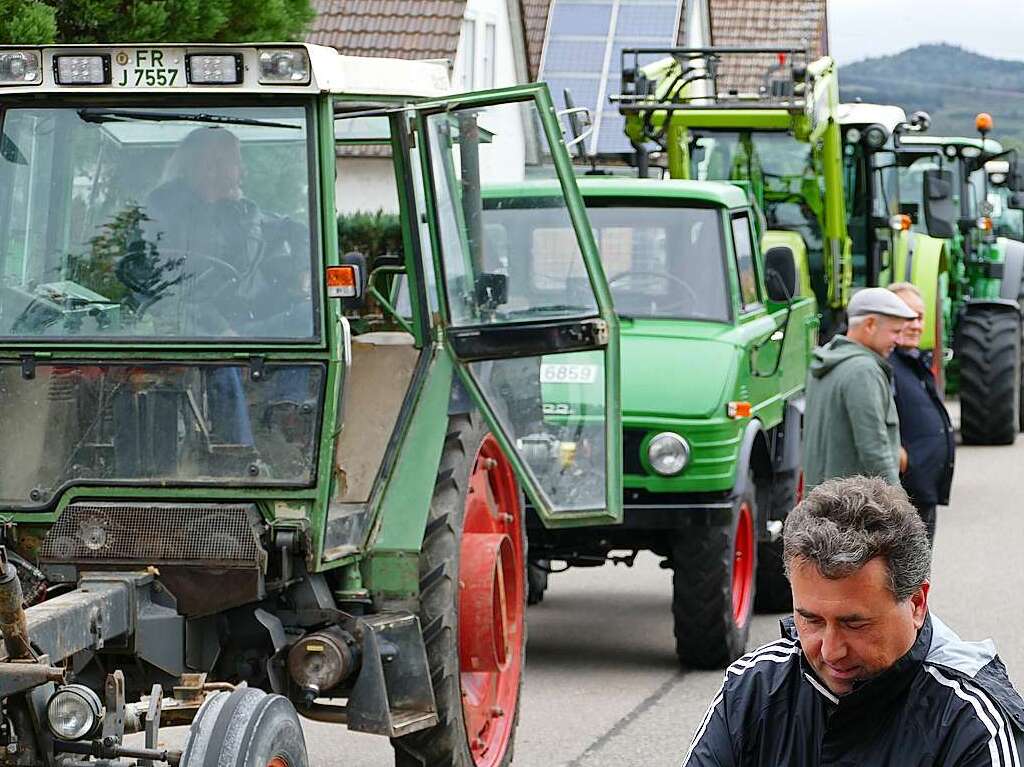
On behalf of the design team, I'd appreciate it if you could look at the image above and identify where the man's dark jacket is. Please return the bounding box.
[892,348,955,506]
[683,613,1024,766]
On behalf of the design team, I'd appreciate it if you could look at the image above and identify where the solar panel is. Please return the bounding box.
[539,0,681,156]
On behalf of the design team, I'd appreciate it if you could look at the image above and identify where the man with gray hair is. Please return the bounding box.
[803,287,918,491]
[683,476,1024,766]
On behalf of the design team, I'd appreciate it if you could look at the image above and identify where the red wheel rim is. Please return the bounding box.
[731,502,755,625]
[267,757,289,767]
[458,434,524,767]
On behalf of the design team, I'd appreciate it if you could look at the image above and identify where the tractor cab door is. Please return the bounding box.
[414,85,622,526]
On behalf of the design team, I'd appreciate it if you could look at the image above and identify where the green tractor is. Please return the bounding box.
[496,177,815,669]
[896,119,1024,444]
[0,43,624,767]
[838,102,950,383]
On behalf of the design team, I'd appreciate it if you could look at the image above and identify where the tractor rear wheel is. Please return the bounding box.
[181,687,307,767]
[754,469,799,613]
[958,307,1020,445]
[392,413,525,767]
[671,479,757,669]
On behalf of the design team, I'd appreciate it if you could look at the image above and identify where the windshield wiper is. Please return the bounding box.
[77,109,300,130]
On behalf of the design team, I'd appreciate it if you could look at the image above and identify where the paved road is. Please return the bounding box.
[163,404,1024,765]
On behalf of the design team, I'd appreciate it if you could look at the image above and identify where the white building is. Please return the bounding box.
[308,0,535,214]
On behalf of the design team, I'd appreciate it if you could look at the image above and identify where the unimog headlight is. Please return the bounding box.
[47,685,102,740]
[647,432,690,476]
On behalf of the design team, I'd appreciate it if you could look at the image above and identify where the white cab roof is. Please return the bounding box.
[837,102,907,133]
[0,43,451,98]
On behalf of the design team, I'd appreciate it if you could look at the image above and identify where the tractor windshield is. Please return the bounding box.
[482,201,729,322]
[0,104,316,341]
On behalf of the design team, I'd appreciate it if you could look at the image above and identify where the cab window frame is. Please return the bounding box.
[730,211,762,313]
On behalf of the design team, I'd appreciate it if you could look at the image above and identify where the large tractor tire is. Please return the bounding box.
[671,479,757,669]
[392,413,525,767]
[754,470,800,614]
[181,687,308,767]
[958,306,1021,445]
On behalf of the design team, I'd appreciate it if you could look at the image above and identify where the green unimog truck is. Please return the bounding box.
[494,177,814,668]
[0,43,625,767]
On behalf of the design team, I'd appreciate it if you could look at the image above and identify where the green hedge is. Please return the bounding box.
[338,211,402,258]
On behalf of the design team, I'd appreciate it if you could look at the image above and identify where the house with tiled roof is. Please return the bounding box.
[309,0,534,212]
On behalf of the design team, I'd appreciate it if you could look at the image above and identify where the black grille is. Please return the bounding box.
[623,429,646,475]
[39,502,263,565]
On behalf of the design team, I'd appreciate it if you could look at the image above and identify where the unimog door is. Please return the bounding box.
[413,86,622,527]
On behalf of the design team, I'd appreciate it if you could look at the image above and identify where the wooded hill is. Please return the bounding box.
[839,43,1024,153]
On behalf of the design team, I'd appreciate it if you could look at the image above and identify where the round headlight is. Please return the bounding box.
[47,685,102,741]
[647,432,690,476]
[945,145,958,158]
[844,127,861,145]
[864,125,887,150]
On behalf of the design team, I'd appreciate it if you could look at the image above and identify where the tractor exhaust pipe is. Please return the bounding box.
[0,546,33,660]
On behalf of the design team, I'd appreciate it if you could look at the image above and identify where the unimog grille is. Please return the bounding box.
[40,502,264,564]
[39,502,268,616]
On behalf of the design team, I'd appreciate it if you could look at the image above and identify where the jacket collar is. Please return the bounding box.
[780,613,933,708]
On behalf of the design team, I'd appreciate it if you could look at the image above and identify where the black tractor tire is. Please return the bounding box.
[754,470,798,614]
[527,560,549,605]
[671,480,757,669]
[958,307,1021,445]
[181,687,307,767]
[392,413,524,767]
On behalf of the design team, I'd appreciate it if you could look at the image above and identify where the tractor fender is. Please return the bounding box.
[733,419,772,500]
[896,232,949,353]
[998,238,1024,302]
[963,297,1020,316]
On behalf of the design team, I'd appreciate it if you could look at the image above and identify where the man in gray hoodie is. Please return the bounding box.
[803,288,919,491]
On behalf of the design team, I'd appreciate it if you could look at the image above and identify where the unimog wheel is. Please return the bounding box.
[181,687,307,767]
[393,413,525,767]
[754,469,800,613]
[958,306,1021,445]
[671,482,757,669]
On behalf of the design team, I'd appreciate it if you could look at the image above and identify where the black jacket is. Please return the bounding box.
[683,613,1024,766]
[892,348,955,506]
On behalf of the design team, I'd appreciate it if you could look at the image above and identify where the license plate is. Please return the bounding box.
[113,48,186,88]
[539,363,599,385]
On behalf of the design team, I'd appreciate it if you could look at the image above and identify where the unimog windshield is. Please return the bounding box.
[482,199,730,322]
[0,103,316,340]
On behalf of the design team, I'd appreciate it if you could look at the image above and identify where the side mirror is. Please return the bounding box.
[764,245,798,302]
[1009,192,1024,211]
[923,169,957,239]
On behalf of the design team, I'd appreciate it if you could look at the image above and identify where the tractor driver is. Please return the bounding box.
[683,476,1024,767]
[140,126,262,335]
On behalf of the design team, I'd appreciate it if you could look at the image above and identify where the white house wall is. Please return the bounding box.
[337,0,528,216]
[336,156,399,215]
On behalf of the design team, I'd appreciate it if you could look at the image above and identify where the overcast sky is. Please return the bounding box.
[828,0,1024,65]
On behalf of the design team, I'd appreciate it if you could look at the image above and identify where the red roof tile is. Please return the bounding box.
[308,0,468,62]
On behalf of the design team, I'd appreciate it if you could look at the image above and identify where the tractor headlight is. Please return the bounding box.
[844,128,861,145]
[863,124,887,150]
[47,685,102,741]
[647,432,690,476]
[0,51,41,85]
[258,48,310,84]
